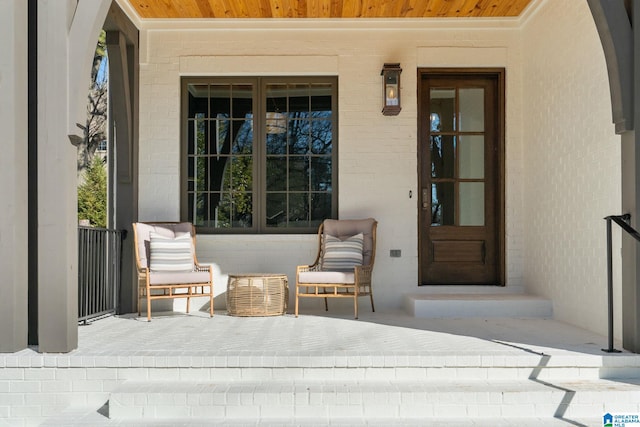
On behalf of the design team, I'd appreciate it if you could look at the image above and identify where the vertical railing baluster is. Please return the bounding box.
[603,213,637,353]
[603,218,618,353]
[78,226,124,323]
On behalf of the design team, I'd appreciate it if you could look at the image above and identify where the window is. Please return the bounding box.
[181,77,338,233]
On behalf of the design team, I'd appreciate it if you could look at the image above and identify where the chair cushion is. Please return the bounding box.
[149,232,194,272]
[321,233,363,271]
[323,218,376,265]
[149,270,211,285]
[298,270,355,284]
[134,222,194,269]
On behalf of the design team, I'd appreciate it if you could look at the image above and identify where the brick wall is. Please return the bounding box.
[137,3,621,321]
[521,0,622,336]
[138,20,528,311]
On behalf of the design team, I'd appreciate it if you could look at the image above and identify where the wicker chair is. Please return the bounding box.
[295,218,377,319]
[133,222,214,321]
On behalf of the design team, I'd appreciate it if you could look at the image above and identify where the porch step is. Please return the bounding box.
[43,409,602,426]
[108,378,640,421]
[404,292,553,318]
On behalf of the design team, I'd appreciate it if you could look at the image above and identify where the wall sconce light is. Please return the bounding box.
[381,63,402,116]
[266,97,287,134]
[265,111,287,134]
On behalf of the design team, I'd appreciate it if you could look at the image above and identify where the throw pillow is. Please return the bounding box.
[322,233,364,271]
[149,232,193,272]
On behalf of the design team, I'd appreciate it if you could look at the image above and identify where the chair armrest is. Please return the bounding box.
[297,265,310,274]
[194,263,212,273]
[297,264,321,274]
[354,264,373,283]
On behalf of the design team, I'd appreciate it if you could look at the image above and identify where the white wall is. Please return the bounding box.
[137,19,527,312]
[138,2,622,322]
[521,0,622,337]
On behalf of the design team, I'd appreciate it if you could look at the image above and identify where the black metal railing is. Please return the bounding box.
[603,214,640,353]
[78,226,125,324]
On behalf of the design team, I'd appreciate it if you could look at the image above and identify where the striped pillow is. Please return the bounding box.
[149,232,194,272]
[322,233,364,271]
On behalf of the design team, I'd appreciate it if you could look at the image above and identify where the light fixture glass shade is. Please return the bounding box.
[381,63,402,116]
[265,112,287,134]
[386,84,399,105]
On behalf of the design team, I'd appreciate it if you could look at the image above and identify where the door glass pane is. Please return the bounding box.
[459,135,484,179]
[430,135,455,178]
[431,183,455,226]
[430,89,455,132]
[459,182,484,226]
[459,88,484,131]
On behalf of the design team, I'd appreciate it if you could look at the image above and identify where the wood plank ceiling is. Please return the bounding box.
[127,0,533,19]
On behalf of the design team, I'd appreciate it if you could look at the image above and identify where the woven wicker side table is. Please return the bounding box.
[226,274,289,316]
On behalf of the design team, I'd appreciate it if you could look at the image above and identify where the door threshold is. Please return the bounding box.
[414,284,523,295]
[419,283,504,286]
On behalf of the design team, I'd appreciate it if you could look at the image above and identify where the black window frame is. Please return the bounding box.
[180,76,339,234]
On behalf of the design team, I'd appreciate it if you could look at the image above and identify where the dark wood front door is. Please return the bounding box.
[418,69,504,285]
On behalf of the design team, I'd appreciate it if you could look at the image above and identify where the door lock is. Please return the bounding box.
[422,188,430,210]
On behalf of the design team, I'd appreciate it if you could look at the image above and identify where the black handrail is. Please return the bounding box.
[603,214,638,353]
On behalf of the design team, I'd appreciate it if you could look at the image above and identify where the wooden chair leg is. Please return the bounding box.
[209,286,214,317]
[324,296,328,311]
[295,286,299,317]
[370,291,375,312]
[354,295,358,319]
[138,279,143,318]
[146,279,152,321]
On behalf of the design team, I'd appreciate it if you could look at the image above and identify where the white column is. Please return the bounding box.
[36,0,111,352]
[0,0,29,352]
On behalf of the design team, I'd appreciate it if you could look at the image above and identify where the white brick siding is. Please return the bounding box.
[521,0,622,336]
[137,0,621,335]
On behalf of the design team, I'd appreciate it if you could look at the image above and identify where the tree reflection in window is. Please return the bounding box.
[265,83,333,229]
[185,79,335,232]
[187,82,254,229]
[430,112,443,225]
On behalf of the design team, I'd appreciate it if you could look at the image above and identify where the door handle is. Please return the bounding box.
[422,188,430,210]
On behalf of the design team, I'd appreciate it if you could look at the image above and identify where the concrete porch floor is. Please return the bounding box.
[73,308,622,358]
[5,307,640,426]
